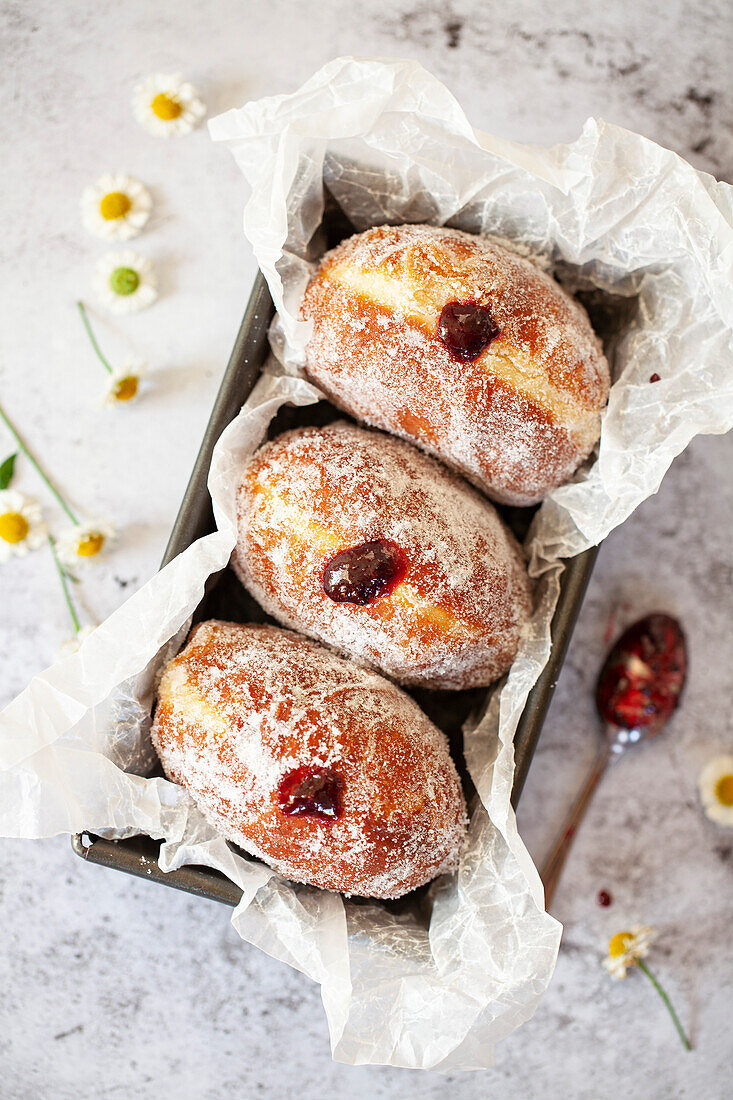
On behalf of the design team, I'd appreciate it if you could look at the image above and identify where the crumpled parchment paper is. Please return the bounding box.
[2,57,733,1071]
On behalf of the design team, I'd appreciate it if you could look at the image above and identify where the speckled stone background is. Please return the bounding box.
[1,1,731,1097]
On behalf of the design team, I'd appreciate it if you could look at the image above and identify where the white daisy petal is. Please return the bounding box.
[698,755,733,827]
[0,490,47,562]
[133,73,206,137]
[93,250,157,314]
[81,174,152,241]
[602,954,628,980]
[56,520,116,568]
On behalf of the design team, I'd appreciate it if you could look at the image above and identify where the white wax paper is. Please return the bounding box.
[2,57,733,1071]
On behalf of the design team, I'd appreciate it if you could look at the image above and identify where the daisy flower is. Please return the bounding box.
[133,73,205,137]
[81,174,152,240]
[93,251,157,314]
[0,490,47,562]
[104,361,147,405]
[56,520,116,568]
[58,624,97,657]
[76,301,148,406]
[698,754,733,827]
[0,404,116,646]
[603,925,656,980]
[602,925,691,1049]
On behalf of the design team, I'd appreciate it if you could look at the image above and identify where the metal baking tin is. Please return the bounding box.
[72,253,601,908]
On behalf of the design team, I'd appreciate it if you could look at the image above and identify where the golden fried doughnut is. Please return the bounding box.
[233,423,531,689]
[152,621,468,899]
[300,224,609,505]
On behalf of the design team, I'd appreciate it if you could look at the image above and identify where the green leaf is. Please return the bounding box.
[0,452,17,490]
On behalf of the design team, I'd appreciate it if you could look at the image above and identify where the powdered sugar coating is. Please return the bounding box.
[233,422,531,690]
[300,223,610,506]
[151,621,468,899]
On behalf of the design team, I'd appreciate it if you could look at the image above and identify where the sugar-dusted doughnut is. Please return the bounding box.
[300,224,610,506]
[233,422,531,690]
[151,621,468,898]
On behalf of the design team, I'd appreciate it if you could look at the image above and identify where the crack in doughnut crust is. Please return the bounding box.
[300,224,610,506]
[233,423,532,690]
[151,621,468,899]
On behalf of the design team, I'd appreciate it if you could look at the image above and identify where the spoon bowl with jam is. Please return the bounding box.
[540,612,687,908]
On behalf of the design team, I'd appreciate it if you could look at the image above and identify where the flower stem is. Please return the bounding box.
[48,535,81,634]
[637,959,692,1051]
[0,403,79,525]
[77,300,113,375]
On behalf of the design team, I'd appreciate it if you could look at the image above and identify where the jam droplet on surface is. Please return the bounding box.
[438,300,500,362]
[596,613,687,734]
[649,373,661,383]
[597,889,613,907]
[322,540,406,606]
[277,766,343,822]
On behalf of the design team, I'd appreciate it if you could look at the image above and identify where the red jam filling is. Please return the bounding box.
[596,613,686,733]
[322,540,406,606]
[438,300,500,362]
[277,766,343,822]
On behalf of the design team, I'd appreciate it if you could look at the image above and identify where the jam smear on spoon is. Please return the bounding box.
[596,612,687,735]
[277,766,343,822]
[438,300,500,362]
[323,540,406,606]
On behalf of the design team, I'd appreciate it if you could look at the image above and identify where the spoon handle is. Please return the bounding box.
[540,742,612,910]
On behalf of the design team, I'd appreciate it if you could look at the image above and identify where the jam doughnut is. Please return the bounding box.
[300,224,610,506]
[151,621,468,898]
[233,423,531,690]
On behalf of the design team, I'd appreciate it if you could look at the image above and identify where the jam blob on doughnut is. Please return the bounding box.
[233,422,532,690]
[300,224,610,506]
[322,540,406,605]
[151,621,468,898]
[438,300,500,362]
[277,765,343,821]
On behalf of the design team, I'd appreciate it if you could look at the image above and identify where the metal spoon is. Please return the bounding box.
[540,612,687,909]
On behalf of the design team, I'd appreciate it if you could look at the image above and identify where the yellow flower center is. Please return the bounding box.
[113,375,139,402]
[99,192,132,220]
[715,774,733,806]
[608,932,634,958]
[0,511,29,544]
[151,93,182,120]
[77,533,105,557]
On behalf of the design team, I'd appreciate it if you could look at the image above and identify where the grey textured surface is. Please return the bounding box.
[1,1,732,1096]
